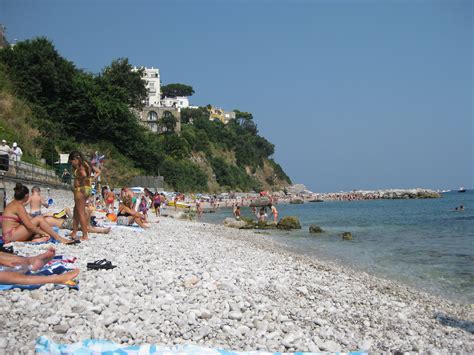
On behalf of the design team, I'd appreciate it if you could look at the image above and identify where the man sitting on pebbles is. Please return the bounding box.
[0,247,79,285]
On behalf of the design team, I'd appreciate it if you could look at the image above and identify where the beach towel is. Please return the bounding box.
[26,238,59,245]
[23,226,72,245]
[35,336,367,354]
[102,222,145,232]
[0,256,78,291]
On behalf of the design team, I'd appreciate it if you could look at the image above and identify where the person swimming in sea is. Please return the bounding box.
[68,151,92,241]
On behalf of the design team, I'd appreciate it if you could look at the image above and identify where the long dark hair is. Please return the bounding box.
[68,150,91,175]
[14,183,29,200]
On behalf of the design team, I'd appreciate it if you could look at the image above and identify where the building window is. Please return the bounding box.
[148,111,158,121]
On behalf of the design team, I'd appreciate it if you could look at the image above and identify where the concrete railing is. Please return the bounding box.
[0,157,69,188]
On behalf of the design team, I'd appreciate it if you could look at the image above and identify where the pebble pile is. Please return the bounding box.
[1,185,473,353]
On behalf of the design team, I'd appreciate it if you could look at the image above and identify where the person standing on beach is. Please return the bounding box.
[0,139,11,173]
[10,142,22,162]
[68,151,92,241]
[105,188,116,212]
[153,193,161,217]
[270,204,279,223]
[196,199,203,218]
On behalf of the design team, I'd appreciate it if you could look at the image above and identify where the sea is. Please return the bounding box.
[200,190,474,305]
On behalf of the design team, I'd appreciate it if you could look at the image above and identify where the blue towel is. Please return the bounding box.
[35,336,368,354]
[0,258,78,290]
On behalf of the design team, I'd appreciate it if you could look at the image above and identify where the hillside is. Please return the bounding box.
[0,37,291,192]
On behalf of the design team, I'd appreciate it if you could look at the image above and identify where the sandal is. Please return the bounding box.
[87,259,116,270]
[65,239,81,245]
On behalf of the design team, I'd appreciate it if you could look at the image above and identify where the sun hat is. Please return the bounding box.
[12,142,17,147]
[1,139,6,143]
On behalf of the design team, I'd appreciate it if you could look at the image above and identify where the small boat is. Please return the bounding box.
[458,187,466,193]
[308,199,324,203]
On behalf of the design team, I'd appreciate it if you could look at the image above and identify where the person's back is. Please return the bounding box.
[28,187,48,217]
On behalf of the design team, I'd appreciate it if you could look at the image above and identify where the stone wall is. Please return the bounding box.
[138,107,181,134]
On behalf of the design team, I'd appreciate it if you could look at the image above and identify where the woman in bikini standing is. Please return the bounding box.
[68,151,92,241]
[2,183,74,244]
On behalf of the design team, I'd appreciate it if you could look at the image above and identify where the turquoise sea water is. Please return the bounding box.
[201,191,474,304]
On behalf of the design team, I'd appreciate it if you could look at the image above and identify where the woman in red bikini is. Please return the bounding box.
[2,183,74,244]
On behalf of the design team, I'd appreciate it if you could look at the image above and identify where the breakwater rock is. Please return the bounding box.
[277,216,302,230]
[309,225,324,234]
[311,188,442,201]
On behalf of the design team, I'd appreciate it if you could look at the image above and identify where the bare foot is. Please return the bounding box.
[53,269,80,284]
[30,247,56,271]
[80,235,89,241]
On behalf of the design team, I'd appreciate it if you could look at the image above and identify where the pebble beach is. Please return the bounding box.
[1,185,473,353]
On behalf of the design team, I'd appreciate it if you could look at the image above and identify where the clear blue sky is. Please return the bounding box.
[2,0,473,192]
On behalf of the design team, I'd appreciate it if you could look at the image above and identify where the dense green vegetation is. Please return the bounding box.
[161,83,194,98]
[0,37,291,191]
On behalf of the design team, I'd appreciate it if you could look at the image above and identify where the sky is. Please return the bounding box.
[2,0,473,192]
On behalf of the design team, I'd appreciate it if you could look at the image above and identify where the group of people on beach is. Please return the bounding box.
[0,139,23,174]
[0,150,157,286]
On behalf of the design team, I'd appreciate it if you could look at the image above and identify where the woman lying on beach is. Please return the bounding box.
[0,247,79,285]
[2,183,76,244]
[117,196,149,229]
[46,207,111,235]
[68,151,92,241]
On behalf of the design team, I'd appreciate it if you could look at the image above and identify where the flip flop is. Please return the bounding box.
[87,259,116,270]
[65,239,81,245]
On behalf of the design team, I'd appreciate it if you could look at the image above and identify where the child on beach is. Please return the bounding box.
[235,206,241,220]
[139,195,148,218]
[153,193,161,217]
[105,188,115,212]
[68,151,92,241]
[25,186,49,217]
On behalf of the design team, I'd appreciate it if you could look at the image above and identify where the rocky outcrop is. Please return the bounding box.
[341,232,353,240]
[223,218,247,229]
[290,199,304,204]
[309,225,324,234]
[277,216,302,230]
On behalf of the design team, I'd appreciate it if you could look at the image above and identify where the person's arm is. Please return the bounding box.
[92,165,101,180]
[23,196,32,207]
[17,205,48,236]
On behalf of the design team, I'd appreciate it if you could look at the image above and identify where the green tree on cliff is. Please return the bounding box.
[161,83,194,98]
